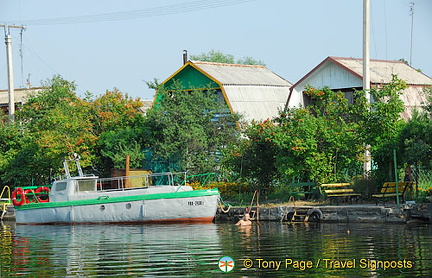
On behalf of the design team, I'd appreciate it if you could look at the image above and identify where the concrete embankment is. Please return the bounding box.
[216,203,432,224]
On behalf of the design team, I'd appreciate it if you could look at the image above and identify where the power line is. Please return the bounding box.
[4,0,256,26]
[22,43,59,74]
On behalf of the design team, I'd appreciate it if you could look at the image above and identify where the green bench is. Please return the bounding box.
[372,181,414,203]
[322,183,360,203]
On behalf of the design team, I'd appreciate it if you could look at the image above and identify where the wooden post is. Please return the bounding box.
[125,155,131,188]
[393,149,400,205]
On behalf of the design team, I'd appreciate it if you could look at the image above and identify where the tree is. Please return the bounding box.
[223,87,363,187]
[190,49,265,65]
[4,75,97,185]
[98,128,146,170]
[145,81,240,175]
[387,86,432,179]
[0,76,150,186]
[223,76,408,188]
[89,89,148,175]
[365,75,407,181]
[89,89,145,135]
[222,119,279,188]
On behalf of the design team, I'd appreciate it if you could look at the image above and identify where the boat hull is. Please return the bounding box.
[15,189,220,224]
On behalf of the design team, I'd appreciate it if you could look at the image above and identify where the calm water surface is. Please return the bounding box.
[0,221,431,277]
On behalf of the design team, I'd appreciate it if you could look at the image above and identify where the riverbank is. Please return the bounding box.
[216,202,432,224]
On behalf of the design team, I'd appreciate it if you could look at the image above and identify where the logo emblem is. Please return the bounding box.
[219,256,235,272]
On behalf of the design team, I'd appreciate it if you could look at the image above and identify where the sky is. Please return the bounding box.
[1,0,431,100]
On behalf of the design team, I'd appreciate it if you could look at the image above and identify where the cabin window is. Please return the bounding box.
[77,179,97,192]
[55,182,67,192]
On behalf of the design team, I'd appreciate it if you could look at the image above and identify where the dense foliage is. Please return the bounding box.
[145,82,240,175]
[222,76,409,190]
[394,86,432,169]
[0,76,146,186]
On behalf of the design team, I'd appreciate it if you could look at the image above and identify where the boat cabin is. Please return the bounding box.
[50,177,98,202]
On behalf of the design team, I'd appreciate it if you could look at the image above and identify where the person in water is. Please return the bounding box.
[236,213,252,226]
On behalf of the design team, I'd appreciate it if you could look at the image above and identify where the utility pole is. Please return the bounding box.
[1,24,26,121]
[363,0,371,177]
[410,2,415,66]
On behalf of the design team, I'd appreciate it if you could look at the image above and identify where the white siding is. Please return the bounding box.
[295,61,363,93]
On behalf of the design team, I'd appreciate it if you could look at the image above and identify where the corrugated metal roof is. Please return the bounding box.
[192,61,292,87]
[190,61,291,122]
[332,57,432,85]
[224,85,289,122]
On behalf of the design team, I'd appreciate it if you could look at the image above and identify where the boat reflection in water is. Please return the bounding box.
[9,223,220,277]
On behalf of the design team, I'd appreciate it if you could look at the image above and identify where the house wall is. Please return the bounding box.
[163,65,219,91]
[288,61,363,108]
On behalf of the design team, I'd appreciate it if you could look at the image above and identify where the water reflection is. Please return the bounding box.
[0,221,431,277]
[2,222,221,277]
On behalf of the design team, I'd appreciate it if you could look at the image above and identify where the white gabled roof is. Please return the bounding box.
[332,57,432,85]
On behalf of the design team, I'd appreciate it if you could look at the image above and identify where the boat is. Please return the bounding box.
[11,157,220,224]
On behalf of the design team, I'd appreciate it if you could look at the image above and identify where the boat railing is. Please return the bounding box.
[0,185,11,202]
[0,185,11,219]
[96,172,187,191]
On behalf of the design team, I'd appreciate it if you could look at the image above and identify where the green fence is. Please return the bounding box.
[414,167,432,192]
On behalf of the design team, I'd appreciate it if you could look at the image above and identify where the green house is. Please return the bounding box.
[157,61,292,124]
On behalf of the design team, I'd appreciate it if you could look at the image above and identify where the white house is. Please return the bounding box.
[286,56,432,119]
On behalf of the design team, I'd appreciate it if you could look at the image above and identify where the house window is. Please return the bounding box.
[344,91,355,104]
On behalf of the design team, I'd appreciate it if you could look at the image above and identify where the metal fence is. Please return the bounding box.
[414,167,432,191]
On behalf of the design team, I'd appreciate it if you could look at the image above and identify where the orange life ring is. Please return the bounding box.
[24,189,35,203]
[35,186,50,203]
[12,188,26,206]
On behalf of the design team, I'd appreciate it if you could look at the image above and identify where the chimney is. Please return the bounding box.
[183,50,188,65]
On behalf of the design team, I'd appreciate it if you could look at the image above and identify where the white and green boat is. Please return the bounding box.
[12,158,220,224]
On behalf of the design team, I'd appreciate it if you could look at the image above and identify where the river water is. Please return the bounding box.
[0,221,431,277]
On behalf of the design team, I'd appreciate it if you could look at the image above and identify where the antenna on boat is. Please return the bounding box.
[63,153,84,178]
[63,159,71,178]
[73,153,84,177]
